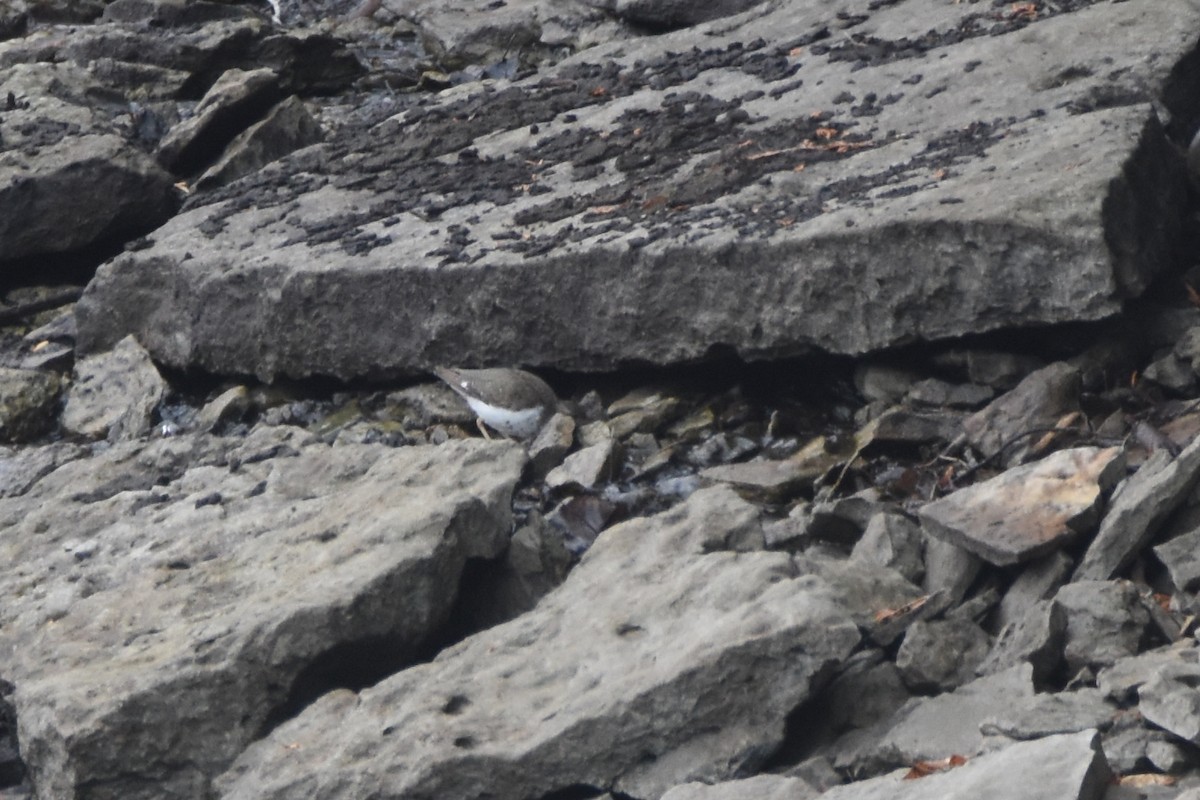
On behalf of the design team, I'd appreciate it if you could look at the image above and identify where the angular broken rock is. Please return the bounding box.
[4,435,526,800]
[61,334,167,440]
[1055,580,1151,674]
[75,2,1199,379]
[668,730,1110,800]
[217,487,861,799]
[962,362,1081,463]
[919,447,1124,566]
[1074,432,1200,581]
[195,94,324,190]
[1136,661,1200,745]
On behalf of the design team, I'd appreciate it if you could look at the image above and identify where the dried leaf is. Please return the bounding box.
[1117,774,1175,788]
[874,594,930,623]
[1186,281,1200,308]
[904,754,968,780]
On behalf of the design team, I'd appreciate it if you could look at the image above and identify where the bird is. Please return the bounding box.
[433,366,558,440]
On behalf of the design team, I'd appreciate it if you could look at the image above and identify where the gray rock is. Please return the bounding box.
[217,487,861,799]
[544,437,618,489]
[962,362,1081,464]
[1153,525,1200,593]
[851,512,924,585]
[1097,641,1200,704]
[527,410,575,478]
[676,730,1110,800]
[868,407,964,446]
[808,493,888,545]
[979,689,1118,740]
[75,1,1198,379]
[822,652,911,737]
[701,458,818,503]
[896,618,990,693]
[1143,351,1196,393]
[61,335,166,441]
[960,350,1045,391]
[1055,581,1151,673]
[854,364,920,405]
[1074,433,1200,581]
[995,551,1073,632]
[905,378,994,409]
[794,553,927,646]
[922,534,981,606]
[1137,661,1200,744]
[195,94,324,189]
[5,435,527,800]
[157,67,281,174]
[0,368,60,442]
[976,599,1066,685]
[920,447,1123,566]
[830,665,1035,777]
[195,385,250,432]
[0,63,178,266]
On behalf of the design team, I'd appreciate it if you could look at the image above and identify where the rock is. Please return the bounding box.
[216,487,861,799]
[662,774,819,800]
[195,95,324,189]
[854,364,920,405]
[4,435,527,800]
[1074,433,1200,581]
[156,67,282,175]
[962,362,1081,464]
[0,63,178,266]
[544,436,618,489]
[527,410,574,478]
[896,618,990,693]
[808,493,888,544]
[905,378,993,409]
[1137,661,1200,744]
[850,512,924,585]
[995,551,1073,632]
[0,368,60,442]
[821,652,911,737]
[867,407,964,446]
[979,689,1118,740]
[1153,524,1200,592]
[977,599,1066,685]
[919,447,1125,566]
[922,535,981,606]
[195,385,250,432]
[830,665,1035,776]
[794,553,928,647]
[1055,581,1151,674]
[955,350,1045,391]
[676,730,1110,800]
[701,458,817,502]
[1143,352,1195,393]
[75,1,1198,379]
[61,335,167,441]
[1096,641,1200,704]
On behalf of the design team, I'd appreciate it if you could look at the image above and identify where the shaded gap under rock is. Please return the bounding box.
[256,555,527,738]
[536,784,613,800]
[755,657,853,772]
[0,679,24,789]
[0,233,152,295]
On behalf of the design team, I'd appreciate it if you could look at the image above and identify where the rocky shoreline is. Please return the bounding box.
[3,1,1200,799]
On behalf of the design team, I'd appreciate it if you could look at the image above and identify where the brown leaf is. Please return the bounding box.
[904,754,968,780]
[874,594,930,623]
[1117,774,1175,788]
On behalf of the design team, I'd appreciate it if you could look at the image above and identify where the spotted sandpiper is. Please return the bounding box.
[433,366,558,440]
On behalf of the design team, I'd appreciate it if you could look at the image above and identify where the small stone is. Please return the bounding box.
[1055,581,1151,673]
[544,438,618,490]
[976,599,1066,683]
[867,406,964,445]
[963,350,1045,390]
[854,363,920,404]
[896,618,990,692]
[528,411,575,479]
[995,551,1073,632]
[919,446,1125,566]
[851,512,924,584]
[979,688,1117,739]
[1138,660,1200,744]
[576,419,614,448]
[1144,351,1197,392]
[963,361,1080,464]
[922,534,980,606]
[1153,525,1200,593]
[905,377,994,408]
[195,386,250,432]
[0,367,61,442]
[701,459,815,502]
[62,335,166,441]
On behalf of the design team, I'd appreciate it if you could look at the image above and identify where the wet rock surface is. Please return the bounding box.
[3,0,1200,799]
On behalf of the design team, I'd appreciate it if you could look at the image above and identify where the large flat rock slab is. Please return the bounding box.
[0,433,526,800]
[75,0,1199,379]
[216,486,862,799]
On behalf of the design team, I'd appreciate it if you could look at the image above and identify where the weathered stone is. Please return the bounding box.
[995,551,1073,632]
[1097,641,1200,704]
[662,774,819,800]
[701,458,816,502]
[1143,352,1196,393]
[1137,661,1200,744]
[919,447,1124,566]
[822,652,911,737]
[676,731,1110,800]
[963,362,1081,463]
[1055,581,1151,673]
[830,665,1035,776]
[195,385,250,432]
[1074,433,1200,581]
[922,534,981,606]
[196,94,324,189]
[157,67,281,174]
[977,599,1066,685]
[62,335,167,441]
[868,407,964,446]
[0,63,178,266]
[896,618,990,693]
[851,512,924,585]
[958,351,1045,391]
[980,689,1118,740]
[854,364,920,405]
[0,368,60,442]
[544,437,618,489]
[527,410,575,478]
[1153,525,1200,593]
[217,487,861,799]
[4,435,527,800]
[906,378,994,409]
[75,2,1198,379]
[808,493,888,544]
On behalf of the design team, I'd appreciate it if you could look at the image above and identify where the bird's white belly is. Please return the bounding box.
[466,396,545,439]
